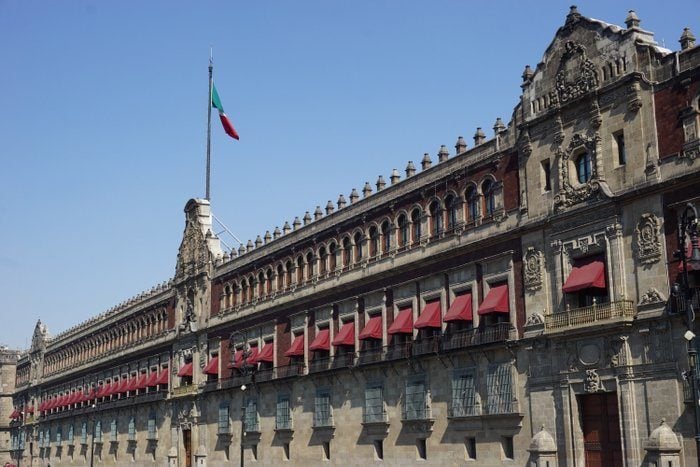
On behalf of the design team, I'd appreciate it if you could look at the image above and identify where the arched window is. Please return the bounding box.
[354,232,363,262]
[319,246,327,275]
[429,200,442,237]
[576,152,592,183]
[342,237,351,268]
[445,195,457,230]
[247,277,254,302]
[328,243,337,272]
[381,221,391,253]
[368,226,379,257]
[411,209,422,243]
[266,269,273,295]
[277,265,284,291]
[258,272,265,298]
[482,179,495,217]
[397,214,408,248]
[296,256,304,284]
[306,252,315,279]
[466,186,478,222]
[224,285,231,309]
[241,280,248,305]
[285,261,293,289]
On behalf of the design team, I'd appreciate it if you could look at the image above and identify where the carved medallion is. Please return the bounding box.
[555,41,599,104]
[635,214,662,265]
[524,247,544,292]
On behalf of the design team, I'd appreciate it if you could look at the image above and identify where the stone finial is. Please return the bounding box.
[292,217,301,230]
[522,65,534,84]
[421,153,432,170]
[325,200,335,215]
[283,221,291,235]
[222,251,230,261]
[438,145,449,162]
[230,248,238,258]
[390,168,401,185]
[405,161,416,177]
[362,182,372,198]
[528,425,557,453]
[493,118,506,135]
[303,211,312,225]
[625,10,640,29]
[264,231,272,244]
[680,27,696,50]
[455,136,467,154]
[246,239,254,252]
[255,235,263,248]
[644,419,681,452]
[273,226,281,239]
[314,206,323,220]
[349,188,360,203]
[337,194,347,209]
[473,127,486,146]
[376,175,386,191]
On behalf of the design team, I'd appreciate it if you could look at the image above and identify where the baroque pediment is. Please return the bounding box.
[175,199,221,280]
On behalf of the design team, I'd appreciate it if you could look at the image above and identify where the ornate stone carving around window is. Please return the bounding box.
[524,247,544,292]
[635,214,662,265]
[584,369,603,392]
[555,41,599,104]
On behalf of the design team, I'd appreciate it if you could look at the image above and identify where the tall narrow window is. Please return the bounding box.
[296,257,304,284]
[541,160,552,192]
[67,425,74,444]
[466,186,478,222]
[244,397,259,433]
[94,421,102,443]
[429,201,442,237]
[276,394,291,430]
[81,422,88,444]
[411,209,422,243]
[128,417,136,442]
[314,390,332,427]
[502,436,514,460]
[417,438,427,460]
[240,280,248,305]
[482,179,495,217]
[368,226,379,257]
[319,247,327,275]
[354,232,363,262]
[364,385,384,423]
[285,261,293,289]
[404,379,427,420]
[56,426,62,445]
[276,264,284,290]
[257,272,265,297]
[306,252,315,279]
[445,195,458,230]
[451,369,477,417]
[110,419,117,442]
[576,152,592,183]
[328,243,337,271]
[486,363,514,414]
[342,237,351,268]
[398,214,408,248]
[381,221,391,253]
[146,411,156,440]
[613,130,626,166]
[218,403,230,434]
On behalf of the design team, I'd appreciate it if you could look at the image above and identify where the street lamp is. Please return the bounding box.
[89,403,97,467]
[673,202,700,458]
[229,330,251,467]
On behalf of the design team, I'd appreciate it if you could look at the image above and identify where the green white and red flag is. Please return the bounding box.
[211,84,239,140]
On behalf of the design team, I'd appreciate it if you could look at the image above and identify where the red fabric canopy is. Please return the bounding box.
[95,384,106,398]
[86,388,96,401]
[231,347,258,368]
[285,334,305,357]
[478,283,510,315]
[388,308,413,334]
[563,258,606,292]
[414,302,442,329]
[251,343,274,364]
[135,374,148,390]
[156,368,169,386]
[125,377,139,392]
[203,356,219,375]
[145,371,159,387]
[38,401,46,412]
[332,322,355,346]
[309,329,330,351]
[444,293,473,322]
[359,315,382,340]
[25,405,34,414]
[107,381,120,396]
[228,349,243,369]
[9,409,18,420]
[177,362,193,377]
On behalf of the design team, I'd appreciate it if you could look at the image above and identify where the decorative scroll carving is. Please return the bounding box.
[175,217,211,280]
[635,214,662,265]
[525,313,544,326]
[555,41,599,104]
[524,247,544,292]
[608,336,628,367]
[639,288,665,306]
[584,369,603,392]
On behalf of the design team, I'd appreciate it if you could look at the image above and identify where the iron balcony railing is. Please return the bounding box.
[441,323,515,351]
[544,300,635,330]
[172,384,198,397]
[362,408,388,424]
[448,402,481,418]
[402,403,432,421]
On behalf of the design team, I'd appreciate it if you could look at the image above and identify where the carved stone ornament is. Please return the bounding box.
[635,214,662,265]
[519,128,533,158]
[584,369,603,392]
[608,336,628,367]
[524,247,544,292]
[525,312,545,326]
[555,41,599,104]
[681,139,700,161]
[639,288,666,306]
[175,218,211,280]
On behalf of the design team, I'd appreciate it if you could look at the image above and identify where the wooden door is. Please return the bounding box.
[183,429,192,467]
[580,392,622,467]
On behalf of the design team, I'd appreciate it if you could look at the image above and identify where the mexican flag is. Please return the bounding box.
[211,84,239,140]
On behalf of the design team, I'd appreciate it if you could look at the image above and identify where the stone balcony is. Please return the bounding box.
[544,300,636,332]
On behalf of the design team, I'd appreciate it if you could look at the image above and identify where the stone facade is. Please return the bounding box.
[8,7,700,467]
[1,347,20,465]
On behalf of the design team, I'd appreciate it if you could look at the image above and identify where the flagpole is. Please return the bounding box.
[206,49,213,201]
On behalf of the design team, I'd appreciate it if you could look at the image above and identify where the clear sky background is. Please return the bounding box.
[0,0,695,350]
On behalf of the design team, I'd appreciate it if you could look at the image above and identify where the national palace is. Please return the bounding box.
[3,7,700,467]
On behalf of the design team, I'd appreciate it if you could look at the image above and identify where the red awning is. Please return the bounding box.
[359,315,382,340]
[309,329,330,351]
[332,322,355,346]
[125,377,139,392]
[444,293,473,322]
[228,349,243,369]
[478,284,510,315]
[106,381,120,396]
[145,371,159,387]
[284,334,305,357]
[95,385,106,398]
[135,374,148,390]
[26,406,34,414]
[251,343,274,364]
[9,409,18,420]
[156,368,169,386]
[203,356,219,375]
[247,347,259,365]
[563,258,606,292]
[230,347,258,368]
[414,302,442,329]
[38,401,46,412]
[57,395,67,408]
[117,378,130,394]
[177,362,193,377]
[86,388,97,401]
[388,308,413,334]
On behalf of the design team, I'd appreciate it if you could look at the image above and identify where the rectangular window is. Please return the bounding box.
[451,369,477,417]
[276,394,291,430]
[314,390,332,427]
[466,437,477,460]
[68,425,74,443]
[244,397,259,433]
[541,160,552,192]
[218,403,230,434]
[128,417,136,442]
[417,438,427,460]
[486,363,514,414]
[45,429,50,447]
[38,430,43,448]
[147,412,156,440]
[110,419,117,442]
[364,384,384,423]
[404,379,427,420]
[502,436,514,460]
[19,431,25,449]
[613,130,626,166]
[56,426,62,445]
[81,422,88,444]
[374,439,384,460]
[94,421,102,443]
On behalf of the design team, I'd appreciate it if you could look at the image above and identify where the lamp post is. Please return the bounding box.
[16,408,23,467]
[674,202,700,459]
[89,404,97,467]
[229,331,251,467]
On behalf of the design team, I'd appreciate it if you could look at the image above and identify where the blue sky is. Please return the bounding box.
[0,0,694,349]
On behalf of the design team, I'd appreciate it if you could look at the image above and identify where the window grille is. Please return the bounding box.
[110,419,117,442]
[81,422,88,444]
[364,385,384,423]
[56,426,62,445]
[218,403,230,434]
[38,430,43,448]
[404,380,428,420]
[67,425,74,443]
[128,417,136,441]
[94,421,102,443]
[147,412,156,440]
[276,395,291,430]
[314,390,332,427]
[451,369,477,416]
[244,397,259,433]
[486,363,514,414]
[19,431,25,449]
[44,429,50,447]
